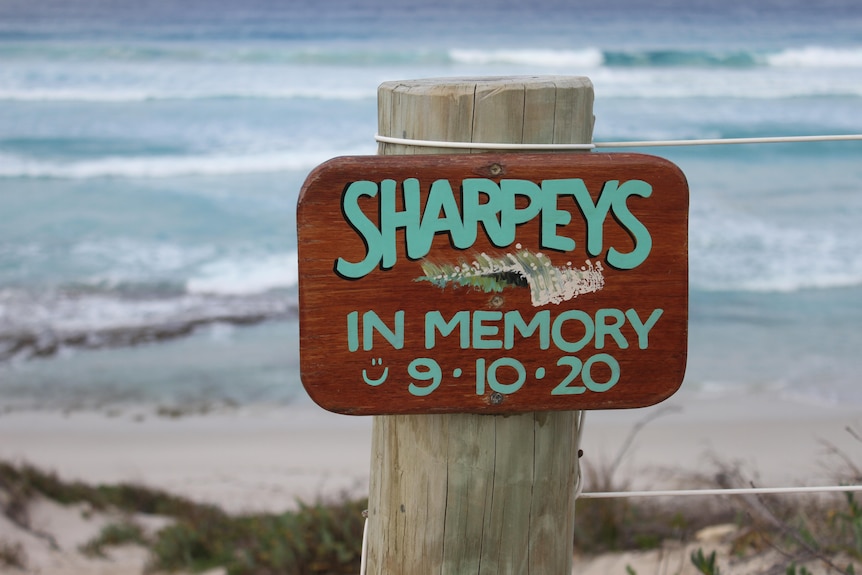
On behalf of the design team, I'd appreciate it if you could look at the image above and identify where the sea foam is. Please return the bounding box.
[0,149,371,178]
[186,252,299,296]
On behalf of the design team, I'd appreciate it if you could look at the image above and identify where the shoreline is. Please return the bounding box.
[0,391,859,513]
[0,403,372,515]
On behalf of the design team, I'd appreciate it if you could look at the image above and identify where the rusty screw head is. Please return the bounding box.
[490,392,504,405]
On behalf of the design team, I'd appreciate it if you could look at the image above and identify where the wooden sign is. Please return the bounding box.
[298,153,688,415]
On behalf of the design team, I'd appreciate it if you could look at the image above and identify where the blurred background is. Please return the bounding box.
[0,0,861,411]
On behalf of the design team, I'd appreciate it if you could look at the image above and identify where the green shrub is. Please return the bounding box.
[80,520,149,557]
[147,498,366,575]
[0,461,366,575]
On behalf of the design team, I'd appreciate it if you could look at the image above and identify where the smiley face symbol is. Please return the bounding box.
[362,358,389,386]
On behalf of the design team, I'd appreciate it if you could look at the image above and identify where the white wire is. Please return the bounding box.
[375,134,594,150]
[359,516,368,575]
[595,134,862,148]
[374,133,862,150]
[579,484,862,500]
[574,411,586,501]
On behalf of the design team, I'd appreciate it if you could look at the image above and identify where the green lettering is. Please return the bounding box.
[625,308,663,349]
[462,179,506,248]
[499,180,542,246]
[607,180,653,269]
[504,310,550,350]
[382,178,421,267]
[472,310,503,349]
[347,311,359,351]
[425,310,470,349]
[595,308,628,349]
[335,180,383,279]
[416,179,465,256]
[539,179,576,251]
[362,310,404,351]
[575,179,615,257]
[551,310,594,353]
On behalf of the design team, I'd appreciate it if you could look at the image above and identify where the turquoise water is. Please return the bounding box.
[1,0,861,408]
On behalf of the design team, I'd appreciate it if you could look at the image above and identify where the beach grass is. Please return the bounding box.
[0,539,27,569]
[2,457,861,574]
[0,460,365,574]
[575,427,862,574]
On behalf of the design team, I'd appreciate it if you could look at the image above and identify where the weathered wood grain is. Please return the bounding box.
[364,76,600,574]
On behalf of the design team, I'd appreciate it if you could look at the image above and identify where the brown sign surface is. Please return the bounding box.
[298,153,688,415]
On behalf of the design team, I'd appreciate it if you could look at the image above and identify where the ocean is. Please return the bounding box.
[1,0,861,411]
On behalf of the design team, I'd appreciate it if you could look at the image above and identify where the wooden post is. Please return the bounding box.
[366,76,594,574]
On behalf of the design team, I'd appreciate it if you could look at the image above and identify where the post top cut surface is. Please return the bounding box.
[298,152,688,415]
[376,76,595,155]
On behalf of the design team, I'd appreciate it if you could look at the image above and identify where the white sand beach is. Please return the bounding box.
[0,391,860,574]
